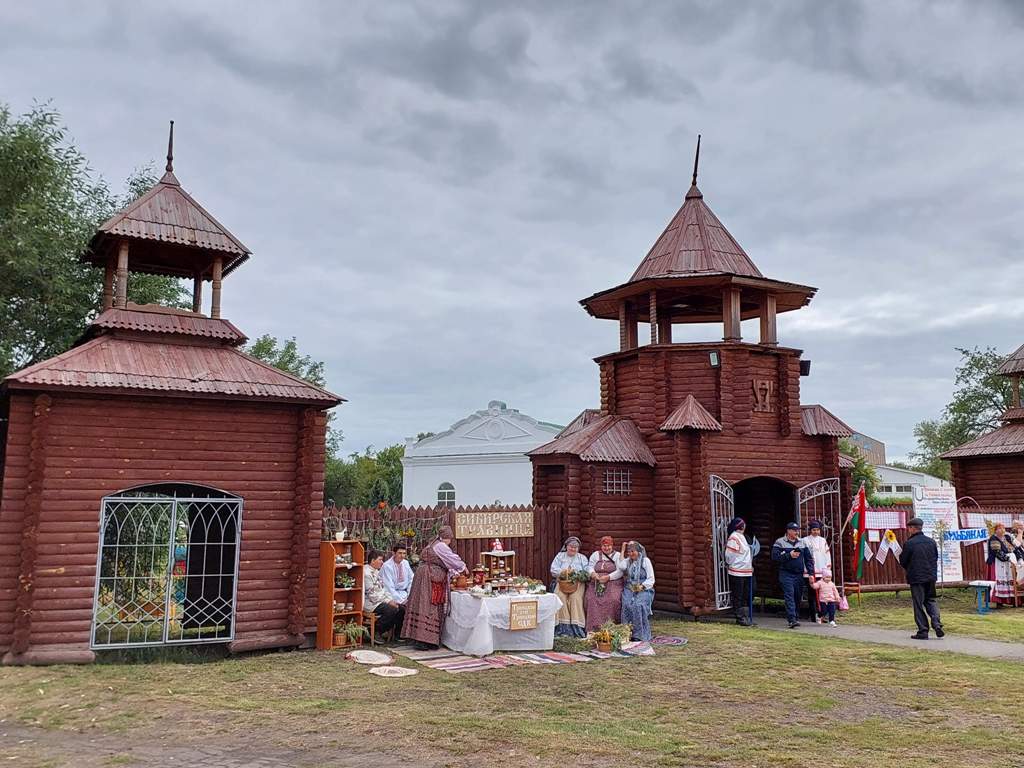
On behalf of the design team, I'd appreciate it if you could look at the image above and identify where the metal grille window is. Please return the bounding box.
[603,469,632,495]
[437,482,456,508]
[91,484,241,649]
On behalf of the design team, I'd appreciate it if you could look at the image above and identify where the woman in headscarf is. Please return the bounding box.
[585,535,623,632]
[618,540,655,641]
[801,520,832,623]
[1011,521,1024,584]
[987,523,1015,606]
[725,518,753,626]
[549,536,588,637]
[401,526,468,649]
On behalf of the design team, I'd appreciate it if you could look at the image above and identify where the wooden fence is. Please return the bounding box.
[321,504,565,583]
[843,504,1022,591]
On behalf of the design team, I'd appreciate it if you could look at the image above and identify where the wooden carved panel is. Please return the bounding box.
[752,378,775,413]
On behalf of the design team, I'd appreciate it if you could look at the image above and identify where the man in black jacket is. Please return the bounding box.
[898,517,945,640]
[771,522,815,628]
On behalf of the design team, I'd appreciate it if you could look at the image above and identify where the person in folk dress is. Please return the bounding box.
[618,540,655,642]
[1011,521,1024,584]
[724,517,754,626]
[585,535,623,632]
[987,523,1016,605]
[801,520,832,623]
[550,536,589,637]
[401,526,467,649]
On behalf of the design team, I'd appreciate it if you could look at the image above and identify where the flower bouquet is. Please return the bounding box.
[335,573,356,589]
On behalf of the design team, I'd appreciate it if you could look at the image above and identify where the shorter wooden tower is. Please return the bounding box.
[0,126,342,664]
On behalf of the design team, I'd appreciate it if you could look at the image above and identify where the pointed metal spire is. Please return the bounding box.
[691,134,701,187]
[165,120,175,173]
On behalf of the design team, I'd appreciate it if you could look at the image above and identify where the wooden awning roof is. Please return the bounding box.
[529,413,656,466]
[941,423,1024,459]
[800,404,854,438]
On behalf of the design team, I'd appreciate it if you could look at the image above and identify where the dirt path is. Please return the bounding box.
[757,617,1024,660]
[0,720,436,768]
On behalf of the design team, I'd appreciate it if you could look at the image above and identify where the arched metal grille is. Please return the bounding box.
[91,490,242,648]
[710,474,735,610]
[796,477,843,586]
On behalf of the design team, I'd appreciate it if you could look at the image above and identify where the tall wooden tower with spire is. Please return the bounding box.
[531,140,852,612]
[0,124,342,664]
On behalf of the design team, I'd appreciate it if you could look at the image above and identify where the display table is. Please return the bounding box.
[443,591,562,656]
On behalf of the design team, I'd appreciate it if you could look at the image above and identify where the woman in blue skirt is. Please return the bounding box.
[618,540,655,641]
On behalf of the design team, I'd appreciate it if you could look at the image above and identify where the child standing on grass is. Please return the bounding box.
[812,569,841,627]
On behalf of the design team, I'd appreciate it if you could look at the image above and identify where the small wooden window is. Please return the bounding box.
[437,482,456,508]
[603,469,632,495]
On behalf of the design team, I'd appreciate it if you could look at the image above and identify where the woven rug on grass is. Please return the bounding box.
[390,641,667,674]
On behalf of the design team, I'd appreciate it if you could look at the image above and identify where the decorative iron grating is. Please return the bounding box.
[796,477,843,587]
[91,494,242,649]
[710,475,735,610]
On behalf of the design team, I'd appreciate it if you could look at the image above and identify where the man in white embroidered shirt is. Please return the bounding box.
[381,543,414,605]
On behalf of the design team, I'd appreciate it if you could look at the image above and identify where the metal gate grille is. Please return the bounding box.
[91,493,242,649]
[796,477,843,586]
[710,475,735,610]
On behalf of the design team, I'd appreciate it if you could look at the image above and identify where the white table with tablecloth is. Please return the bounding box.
[442,591,562,657]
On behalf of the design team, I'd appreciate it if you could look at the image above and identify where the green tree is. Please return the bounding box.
[244,334,327,387]
[0,104,186,377]
[243,333,349,502]
[908,346,1013,480]
[839,438,879,497]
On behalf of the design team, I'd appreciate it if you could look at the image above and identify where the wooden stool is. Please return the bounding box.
[843,582,862,607]
[362,611,377,646]
[1012,565,1023,609]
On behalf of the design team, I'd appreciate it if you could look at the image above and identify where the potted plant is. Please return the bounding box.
[334,620,368,648]
[335,573,356,589]
[587,620,630,653]
[590,627,613,653]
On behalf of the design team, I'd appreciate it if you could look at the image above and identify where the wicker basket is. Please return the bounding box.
[557,578,579,595]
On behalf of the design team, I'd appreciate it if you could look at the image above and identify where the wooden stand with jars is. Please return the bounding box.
[482,550,517,582]
[317,540,366,650]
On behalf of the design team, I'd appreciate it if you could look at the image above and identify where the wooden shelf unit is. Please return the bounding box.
[317,540,366,650]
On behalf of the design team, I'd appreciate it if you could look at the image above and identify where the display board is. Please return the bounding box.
[455,509,534,539]
[912,486,962,582]
[508,599,539,631]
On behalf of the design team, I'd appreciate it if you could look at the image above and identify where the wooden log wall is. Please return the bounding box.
[951,457,1024,508]
[321,504,564,584]
[590,343,841,610]
[0,392,326,662]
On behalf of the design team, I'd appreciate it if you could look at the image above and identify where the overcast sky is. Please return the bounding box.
[3,1,1023,460]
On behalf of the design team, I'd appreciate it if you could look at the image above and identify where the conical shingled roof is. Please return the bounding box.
[997,343,1024,376]
[83,169,251,279]
[660,394,722,432]
[630,184,763,282]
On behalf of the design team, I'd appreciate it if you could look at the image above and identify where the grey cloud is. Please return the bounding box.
[0,0,1021,461]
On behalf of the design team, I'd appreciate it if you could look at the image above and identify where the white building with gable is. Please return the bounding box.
[401,401,563,507]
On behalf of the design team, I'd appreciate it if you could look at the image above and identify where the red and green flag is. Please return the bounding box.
[845,483,871,579]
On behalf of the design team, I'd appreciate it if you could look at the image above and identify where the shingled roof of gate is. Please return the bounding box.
[529,412,656,466]
[800,404,854,438]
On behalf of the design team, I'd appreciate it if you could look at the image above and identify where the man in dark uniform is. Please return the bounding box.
[771,522,814,628]
[898,517,945,640]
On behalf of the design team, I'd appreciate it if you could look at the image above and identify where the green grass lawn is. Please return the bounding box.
[0,617,1019,768]
[843,587,1024,642]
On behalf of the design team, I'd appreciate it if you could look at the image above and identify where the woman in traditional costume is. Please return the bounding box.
[801,520,832,623]
[1010,521,1024,584]
[401,526,467,649]
[585,535,623,632]
[987,523,1015,605]
[550,536,588,637]
[618,540,655,641]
